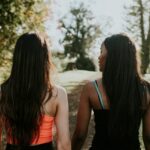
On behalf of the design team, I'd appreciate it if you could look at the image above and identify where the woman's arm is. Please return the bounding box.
[72,83,92,150]
[55,87,71,150]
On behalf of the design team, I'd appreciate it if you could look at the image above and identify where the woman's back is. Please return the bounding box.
[90,79,143,150]
[3,85,66,144]
[72,33,150,150]
[1,80,71,150]
[0,33,71,150]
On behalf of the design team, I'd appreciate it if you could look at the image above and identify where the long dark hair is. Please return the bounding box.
[0,33,53,145]
[102,33,148,140]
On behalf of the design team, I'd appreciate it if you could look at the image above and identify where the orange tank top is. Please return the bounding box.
[7,115,54,145]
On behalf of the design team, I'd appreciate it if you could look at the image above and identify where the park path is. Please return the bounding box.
[56,70,101,149]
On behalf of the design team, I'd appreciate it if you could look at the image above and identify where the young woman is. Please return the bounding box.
[0,33,71,150]
[72,33,150,150]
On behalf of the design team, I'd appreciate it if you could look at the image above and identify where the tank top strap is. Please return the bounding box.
[93,80,105,109]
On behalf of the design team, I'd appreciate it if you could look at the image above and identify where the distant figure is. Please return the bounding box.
[72,33,150,150]
[0,33,71,150]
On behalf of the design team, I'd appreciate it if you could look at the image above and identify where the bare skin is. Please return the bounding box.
[0,85,71,150]
[72,42,108,150]
[71,43,150,150]
[71,79,108,150]
[99,43,107,72]
[43,85,71,150]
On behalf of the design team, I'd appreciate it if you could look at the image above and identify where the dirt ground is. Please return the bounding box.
[68,82,95,149]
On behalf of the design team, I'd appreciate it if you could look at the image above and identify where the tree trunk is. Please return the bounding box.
[139,0,150,74]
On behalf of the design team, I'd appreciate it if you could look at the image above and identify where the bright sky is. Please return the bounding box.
[46,0,133,53]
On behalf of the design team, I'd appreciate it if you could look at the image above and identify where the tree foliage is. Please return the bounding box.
[76,57,96,71]
[59,3,101,71]
[125,0,150,73]
[0,0,49,64]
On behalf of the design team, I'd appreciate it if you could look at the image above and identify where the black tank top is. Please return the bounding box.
[6,142,53,150]
[89,80,141,150]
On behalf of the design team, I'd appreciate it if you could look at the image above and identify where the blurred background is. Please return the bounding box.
[0,0,150,149]
[0,0,150,76]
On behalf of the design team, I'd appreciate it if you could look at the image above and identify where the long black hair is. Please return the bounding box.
[0,33,53,145]
[102,33,148,141]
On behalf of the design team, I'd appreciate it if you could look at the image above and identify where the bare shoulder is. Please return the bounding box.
[83,78,102,91]
[81,80,97,96]
[84,78,102,87]
[52,84,66,94]
[55,84,67,94]
[83,81,94,90]
[53,84,67,103]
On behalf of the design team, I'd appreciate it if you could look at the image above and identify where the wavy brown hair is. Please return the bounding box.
[0,33,53,145]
